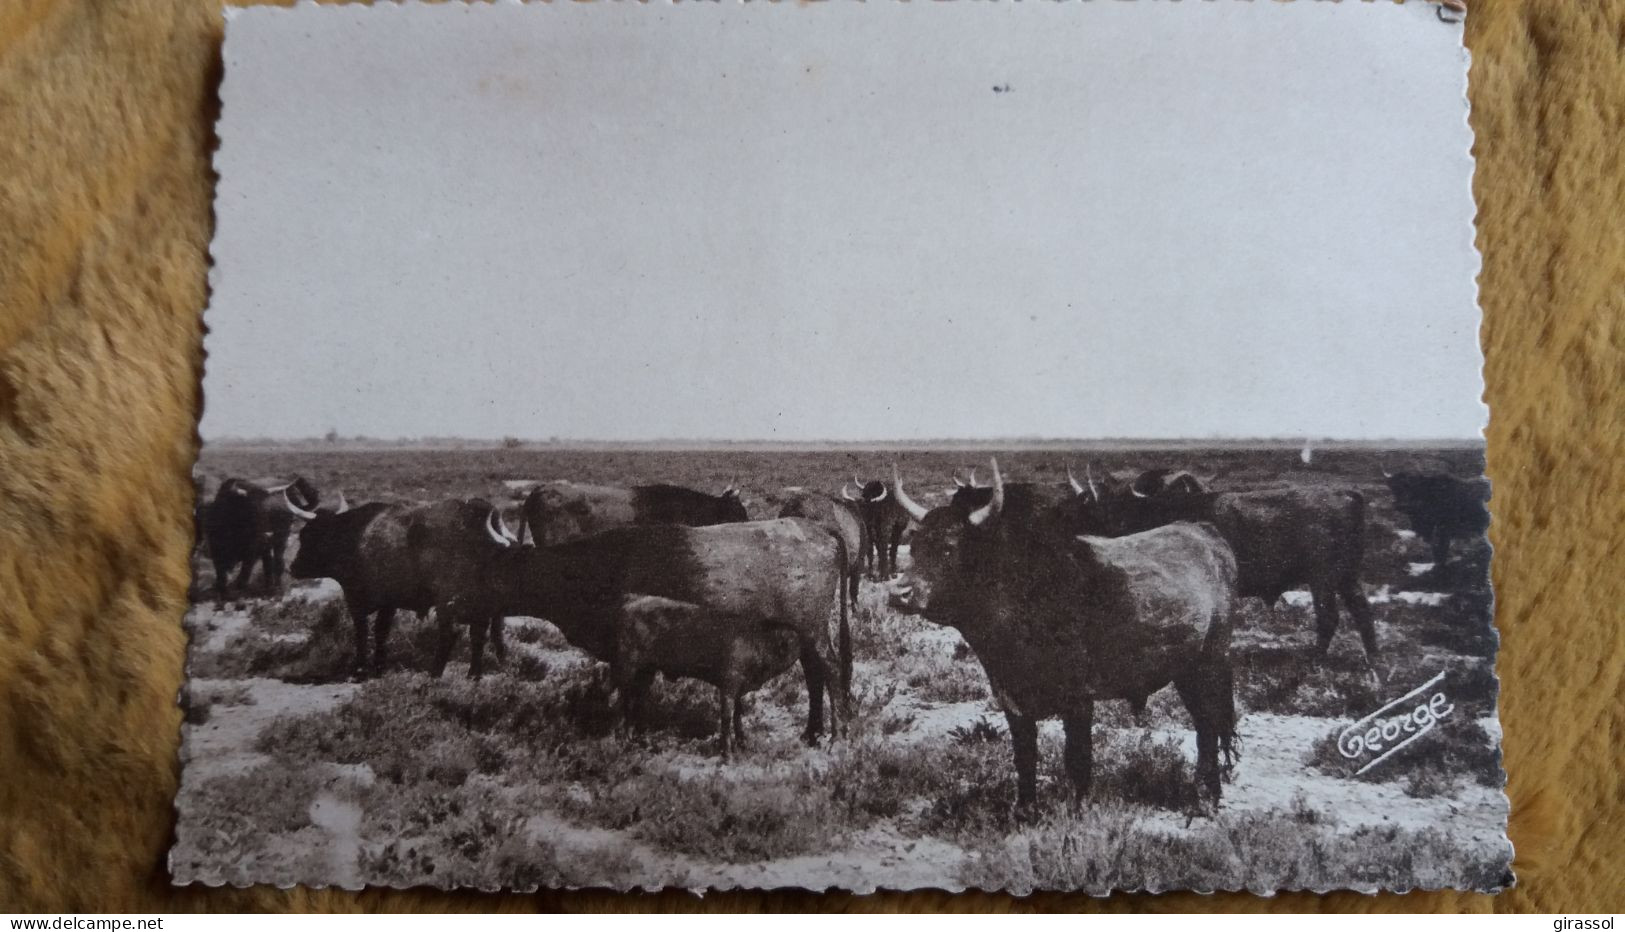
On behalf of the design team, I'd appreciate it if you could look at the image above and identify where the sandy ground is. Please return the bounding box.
[174,575,1507,892]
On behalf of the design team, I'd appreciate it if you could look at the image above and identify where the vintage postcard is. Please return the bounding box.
[174,1,1510,895]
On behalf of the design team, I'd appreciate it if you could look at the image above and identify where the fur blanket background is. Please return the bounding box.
[1,0,1620,913]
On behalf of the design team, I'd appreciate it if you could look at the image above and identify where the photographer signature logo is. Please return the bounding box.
[1337,670,1455,775]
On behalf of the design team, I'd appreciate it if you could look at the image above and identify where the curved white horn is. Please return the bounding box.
[335,491,350,514]
[891,464,930,523]
[486,508,512,547]
[1130,484,1149,499]
[282,488,318,520]
[1066,464,1085,496]
[841,482,861,502]
[968,458,1004,527]
[870,485,888,503]
[953,472,968,489]
[968,467,979,488]
[1086,464,1100,502]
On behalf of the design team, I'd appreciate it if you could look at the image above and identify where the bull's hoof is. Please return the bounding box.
[800,729,823,748]
[1011,800,1040,825]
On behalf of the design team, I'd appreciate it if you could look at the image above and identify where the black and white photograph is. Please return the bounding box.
[173,1,1510,895]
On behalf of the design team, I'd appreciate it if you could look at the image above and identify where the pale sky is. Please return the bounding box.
[202,0,1483,442]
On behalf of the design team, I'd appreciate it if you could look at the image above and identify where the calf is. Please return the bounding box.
[289,497,512,679]
[614,595,802,758]
[475,517,850,748]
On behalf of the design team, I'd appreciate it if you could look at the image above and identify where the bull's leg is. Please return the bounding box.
[231,558,256,602]
[716,678,742,760]
[429,611,459,679]
[372,607,396,675]
[732,688,748,748]
[818,634,850,740]
[211,558,234,606]
[887,528,903,578]
[489,616,508,663]
[847,569,860,612]
[799,643,827,746]
[1062,702,1096,806]
[347,599,372,679]
[613,668,656,735]
[1175,670,1226,810]
[1128,695,1149,728]
[1338,578,1380,671]
[1431,532,1453,571]
[468,615,488,680]
[1006,712,1040,818]
[1310,584,1340,661]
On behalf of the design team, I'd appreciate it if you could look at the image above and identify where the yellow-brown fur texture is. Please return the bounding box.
[1,0,1620,913]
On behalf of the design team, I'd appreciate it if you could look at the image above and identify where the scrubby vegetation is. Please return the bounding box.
[175,444,1508,892]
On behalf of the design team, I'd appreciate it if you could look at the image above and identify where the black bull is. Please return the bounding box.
[844,478,912,579]
[1383,471,1490,569]
[516,481,748,547]
[289,498,515,679]
[202,476,320,603]
[443,517,852,755]
[889,460,1240,810]
[1070,484,1378,664]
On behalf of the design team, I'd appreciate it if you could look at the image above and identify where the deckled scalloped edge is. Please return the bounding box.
[176,0,1511,898]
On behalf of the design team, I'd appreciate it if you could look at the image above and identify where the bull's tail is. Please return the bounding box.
[1218,662,1240,775]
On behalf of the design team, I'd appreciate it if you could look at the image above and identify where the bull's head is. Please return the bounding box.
[281,487,318,520]
[842,476,891,504]
[1065,463,1100,502]
[486,507,519,547]
[889,457,1002,616]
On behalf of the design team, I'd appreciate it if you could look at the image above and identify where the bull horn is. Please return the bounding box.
[1379,460,1393,479]
[1085,464,1100,502]
[968,458,1004,527]
[282,488,318,520]
[953,471,968,489]
[335,491,350,514]
[486,508,512,548]
[1066,464,1085,496]
[968,467,979,488]
[892,464,930,523]
[1130,484,1148,499]
[870,485,888,503]
[841,482,861,502]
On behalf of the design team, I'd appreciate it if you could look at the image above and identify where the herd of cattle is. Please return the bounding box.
[191,460,1490,811]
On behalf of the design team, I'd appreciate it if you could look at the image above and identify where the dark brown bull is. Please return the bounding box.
[202,476,320,604]
[889,459,1239,811]
[1382,469,1491,571]
[778,490,867,612]
[516,481,748,547]
[467,517,850,756]
[843,476,912,579]
[1070,476,1377,665]
[289,497,514,679]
